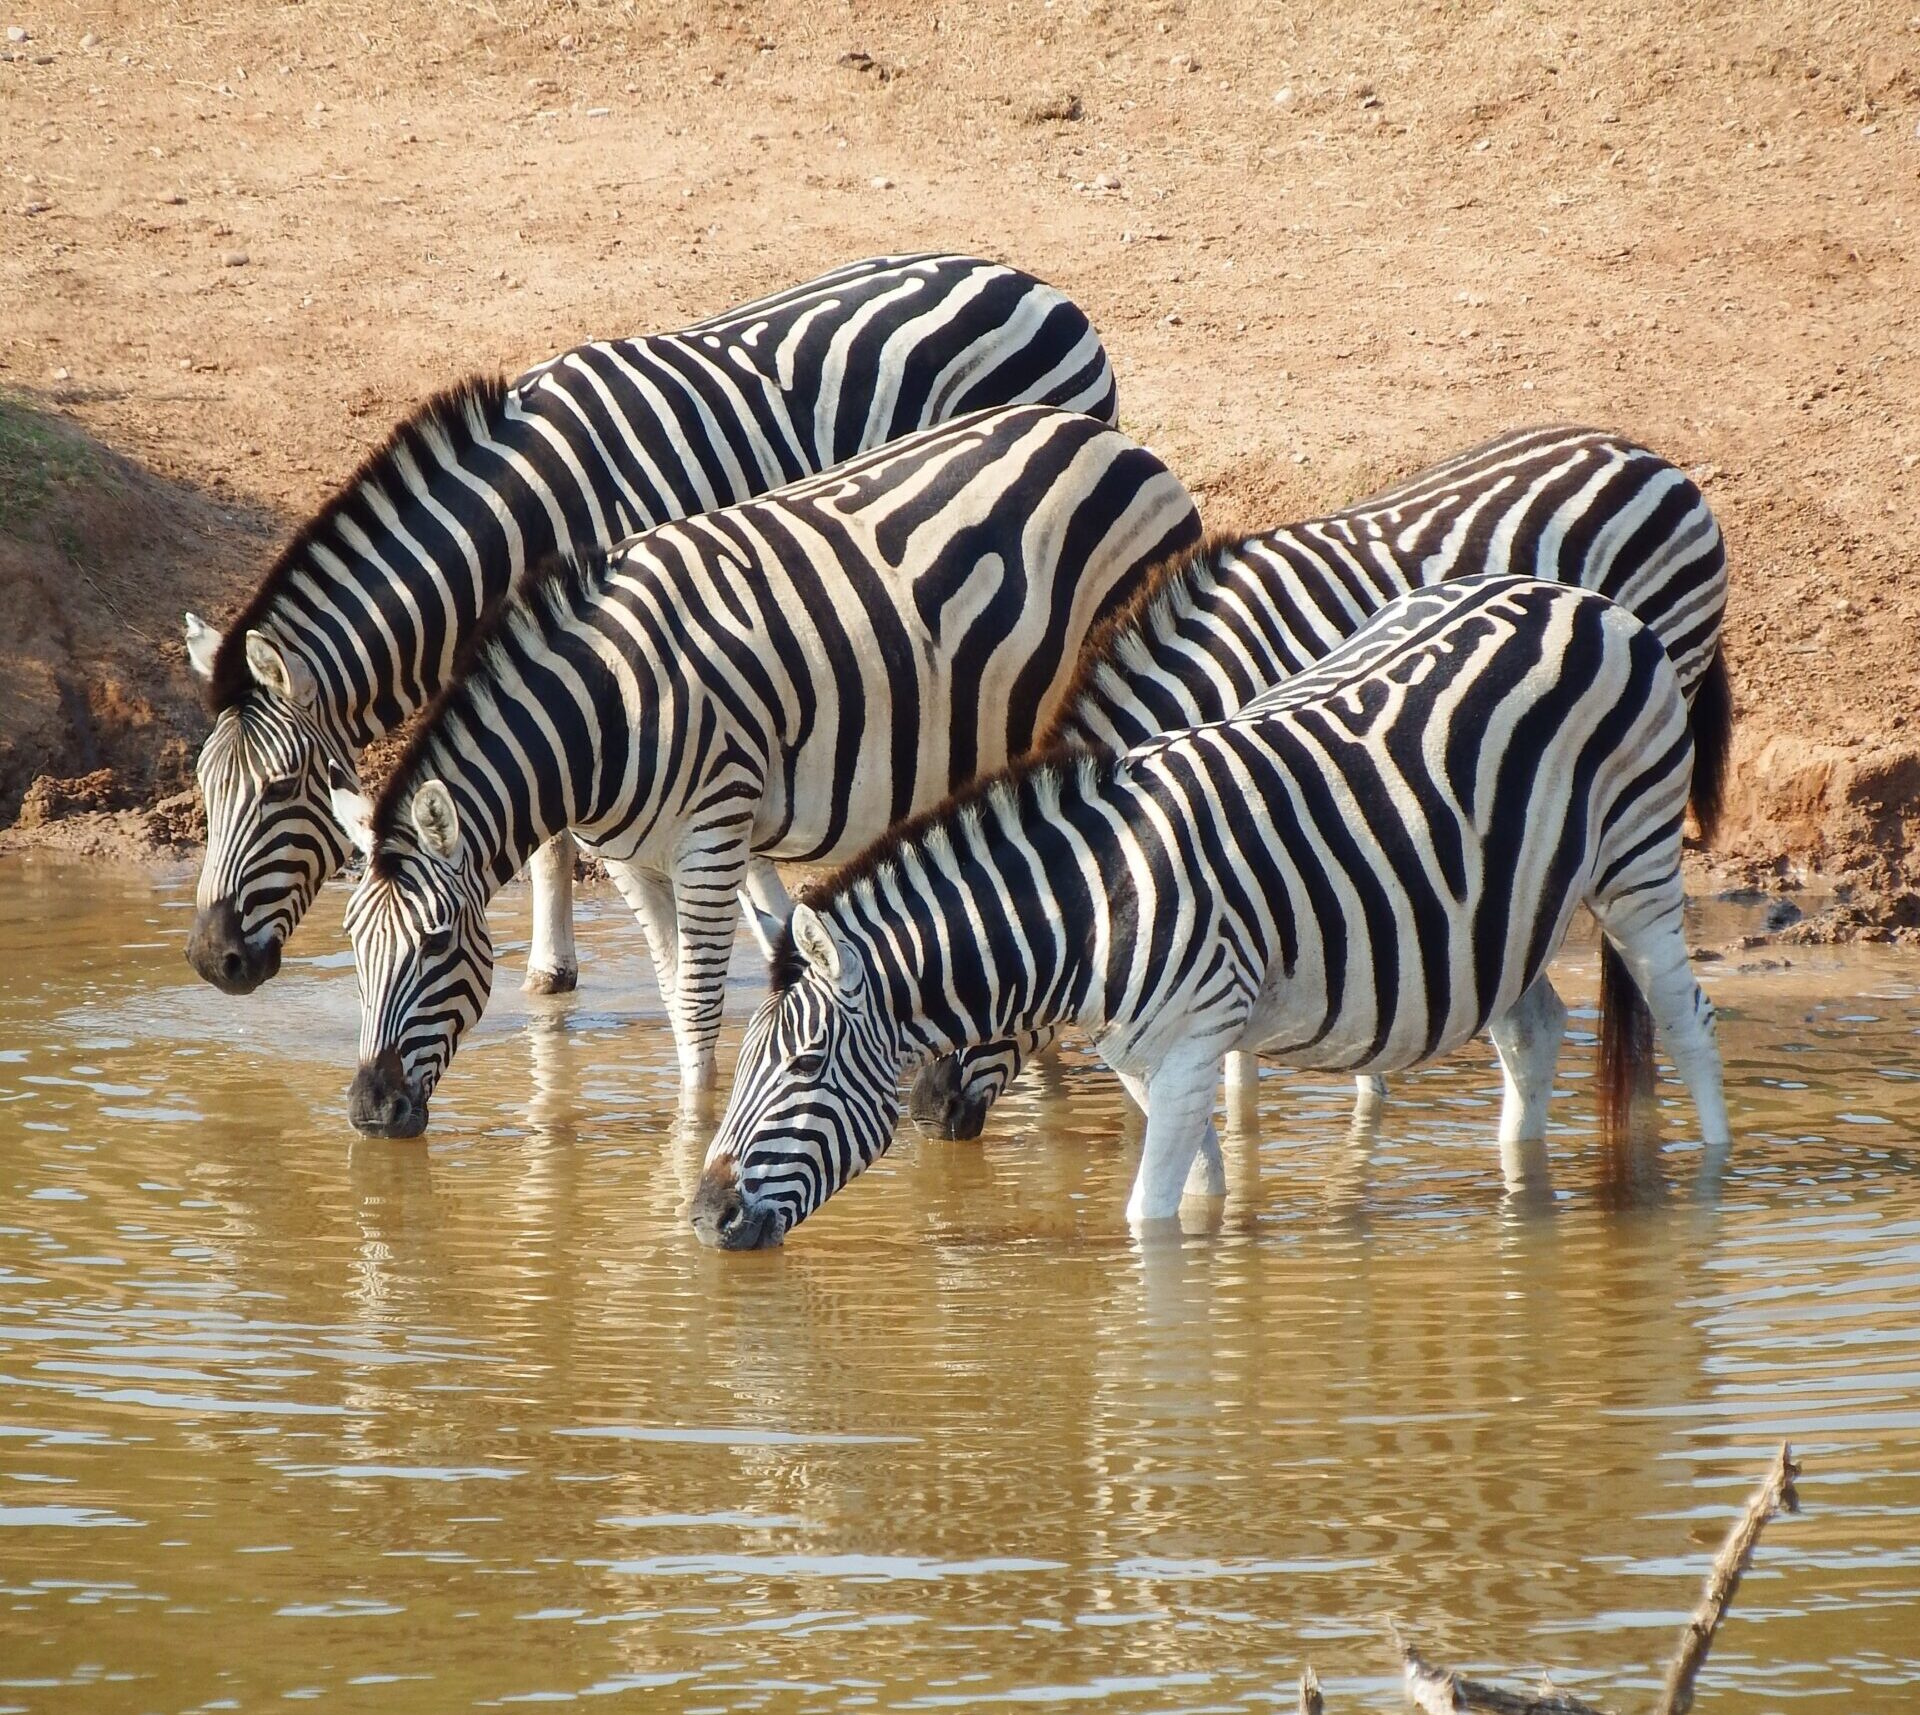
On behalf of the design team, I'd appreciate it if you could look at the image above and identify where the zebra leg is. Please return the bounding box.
[1122,1049,1225,1224]
[1487,975,1568,1146]
[739,858,792,961]
[1592,903,1732,1152]
[1352,1073,1388,1120]
[667,844,752,1094]
[1224,1050,1258,1106]
[603,859,680,1015]
[523,831,580,995]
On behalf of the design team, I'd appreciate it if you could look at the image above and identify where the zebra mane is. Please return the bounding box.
[205,372,514,713]
[771,742,1106,992]
[366,542,613,866]
[1034,527,1241,748]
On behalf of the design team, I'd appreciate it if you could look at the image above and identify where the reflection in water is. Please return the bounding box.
[0,857,1917,1711]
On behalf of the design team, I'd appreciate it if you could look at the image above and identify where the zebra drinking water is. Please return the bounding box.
[691,576,1730,1246]
[908,424,1732,1141]
[324,404,1200,1136]
[180,254,1121,998]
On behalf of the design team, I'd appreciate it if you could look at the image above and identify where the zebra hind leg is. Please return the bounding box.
[1488,975,1568,1146]
[1591,899,1731,1152]
[523,831,580,995]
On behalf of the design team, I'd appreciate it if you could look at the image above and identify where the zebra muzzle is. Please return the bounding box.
[688,1165,783,1251]
[348,1049,428,1139]
[185,900,283,994]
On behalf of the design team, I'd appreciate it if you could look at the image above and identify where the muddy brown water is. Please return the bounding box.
[1,856,1916,1713]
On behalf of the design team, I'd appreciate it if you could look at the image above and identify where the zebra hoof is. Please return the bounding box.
[908,1056,991,1142]
[523,966,579,996]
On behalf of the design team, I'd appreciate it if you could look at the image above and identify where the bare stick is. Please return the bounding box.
[1299,1663,1324,1715]
[1396,1626,1614,1714]
[1655,1441,1800,1715]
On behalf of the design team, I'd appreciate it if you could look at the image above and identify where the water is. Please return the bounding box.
[0,856,1916,1713]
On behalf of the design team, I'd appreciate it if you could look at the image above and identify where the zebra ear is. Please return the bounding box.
[327,769,375,859]
[183,612,222,681]
[791,904,861,996]
[244,630,317,708]
[410,780,462,863]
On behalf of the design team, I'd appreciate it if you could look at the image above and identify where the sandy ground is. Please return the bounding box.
[2,0,1916,934]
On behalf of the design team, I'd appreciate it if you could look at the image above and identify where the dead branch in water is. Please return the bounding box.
[1655,1442,1800,1715]
[1396,1624,1613,1715]
[1294,1445,1800,1713]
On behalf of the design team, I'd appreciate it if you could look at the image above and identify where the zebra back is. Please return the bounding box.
[1048,425,1725,756]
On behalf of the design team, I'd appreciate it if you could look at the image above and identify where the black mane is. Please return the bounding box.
[365,542,613,865]
[205,373,513,712]
[769,741,1102,992]
[1033,528,1237,748]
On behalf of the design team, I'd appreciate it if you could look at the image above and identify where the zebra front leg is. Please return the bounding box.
[667,841,753,1096]
[604,859,681,1016]
[1121,1050,1225,1224]
[1352,1073,1388,1122]
[739,857,792,961]
[1488,975,1568,1146]
[523,831,580,995]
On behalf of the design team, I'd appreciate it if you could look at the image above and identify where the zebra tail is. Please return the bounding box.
[1686,645,1734,847]
[1597,939,1656,1145]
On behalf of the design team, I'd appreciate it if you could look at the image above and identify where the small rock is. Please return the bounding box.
[80,30,98,48]
[586,106,609,117]
[50,366,70,381]
[1291,451,1309,465]
[557,33,577,50]
[1170,52,1199,72]
[21,199,49,215]
[1020,91,1082,123]
[1764,899,1804,932]
[1093,172,1120,190]
[869,174,893,189]
[31,50,50,62]
[178,357,193,370]
[1473,137,1493,152]
[6,24,28,42]
[160,191,185,205]
[221,249,249,266]
[1272,86,1293,105]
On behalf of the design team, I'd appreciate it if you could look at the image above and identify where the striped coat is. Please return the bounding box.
[327,405,1200,1136]
[694,577,1730,1244]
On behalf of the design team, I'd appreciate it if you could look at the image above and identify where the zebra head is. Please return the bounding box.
[330,778,494,1139]
[184,616,356,994]
[691,904,902,1249]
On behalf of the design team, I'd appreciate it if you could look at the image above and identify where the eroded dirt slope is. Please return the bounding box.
[2,0,1916,907]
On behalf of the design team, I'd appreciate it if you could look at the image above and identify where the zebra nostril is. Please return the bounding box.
[221,950,246,983]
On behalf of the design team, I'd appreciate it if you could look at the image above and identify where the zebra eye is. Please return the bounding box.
[260,773,301,804]
[421,925,455,958]
[791,1049,827,1078]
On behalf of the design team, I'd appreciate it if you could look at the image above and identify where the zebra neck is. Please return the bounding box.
[263,405,564,748]
[829,785,1110,1062]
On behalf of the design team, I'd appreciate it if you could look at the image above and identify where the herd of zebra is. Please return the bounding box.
[177,252,1733,1245]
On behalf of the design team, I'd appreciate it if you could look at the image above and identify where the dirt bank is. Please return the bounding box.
[2,0,1915,918]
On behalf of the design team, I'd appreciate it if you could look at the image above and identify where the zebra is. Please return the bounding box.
[322,404,1201,1137]
[179,253,1122,998]
[690,575,1731,1247]
[906,423,1733,1142]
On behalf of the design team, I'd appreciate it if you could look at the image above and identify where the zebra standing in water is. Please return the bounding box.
[324,405,1200,1136]
[181,254,1121,998]
[909,424,1732,1141]
[692,577,1731,1246]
